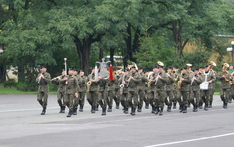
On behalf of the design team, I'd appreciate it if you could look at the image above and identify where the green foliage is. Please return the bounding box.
[3,78,17,88]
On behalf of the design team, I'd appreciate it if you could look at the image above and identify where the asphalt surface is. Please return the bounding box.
[0,94,234,147]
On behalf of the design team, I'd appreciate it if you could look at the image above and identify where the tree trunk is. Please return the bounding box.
[125,23,132,62]
[110,47,115,65]
[74,37,91,76]
[172,19,189,58]
[0,65,6,83]
[18,63,25,83]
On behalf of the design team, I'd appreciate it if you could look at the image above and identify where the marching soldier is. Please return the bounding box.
[61,68,79,117]
[77,70,87,112]
[165,67,175,112]
[36,65,51,115]
[177,67,192,113]
[218,63,231,109]
[208,62,217,107]
[97,76,109,115]
[114,68,122,109]
[198,66,205,109]
[144,70,150,109]
[137,67,148,112]
[148,66,159,114]
[172,67,180,109]
[126,66,140,115]
[72,68,80,115]
[154,63,168,115]
[107,74,116,112]
[87,67,99,113]
[119,68,130,114]
[51,69,66,113]
[189,68,203,112]
[200,65,216,111]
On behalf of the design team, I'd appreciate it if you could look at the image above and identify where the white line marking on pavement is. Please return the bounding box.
[143,132,234,147]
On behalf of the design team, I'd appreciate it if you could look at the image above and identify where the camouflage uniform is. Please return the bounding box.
[87,73,99,113]
[165,72,175,112]
[154,71,168,115]
[62,75,80,117]
[189,74,203,112]
[114,73,121,108]
[77,75,87,112]
[127,71,140,115]
[200,70,216,111]
[218,72,231,108]
[98,78,109,115]
[119,73,129,114]
[137,72,148,112]
[107,76,116,112]
[51,75,66,113]
[177,72,191,113]
[172,72,180,109]
[36,72,51,115]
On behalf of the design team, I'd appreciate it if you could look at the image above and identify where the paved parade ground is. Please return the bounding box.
[0,94,234,147]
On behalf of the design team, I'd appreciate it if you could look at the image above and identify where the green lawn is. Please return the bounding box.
[0,84,57,94]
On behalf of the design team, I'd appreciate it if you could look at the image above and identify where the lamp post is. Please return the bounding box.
[227,41,234,63]
[0,48,4,83]
[0,48,3,54]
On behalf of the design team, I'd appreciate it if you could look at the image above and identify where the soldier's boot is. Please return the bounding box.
[173,103,177,109]
[61,106,65,113]
[124,107,128,114]
[67,109,73,117]
[73,109,77,115]
[159,107,163,116]
[107,106,112,112]
[194,105,198,112]
[167,107,171,112]
[145,103,149,109]
[59,106,63,113]
[102,108,106,115]
[155,107,159,115]
[228,97,232,103]
[91,106,95,113]
[41,107,46,115]
[95,105,99,111]
[183,106,187,113]
[224,102,228,109]
[137,106,142,112]
[131,107,136,116]
[79,105,83,112]
[116,102,120,109]
[208,101,212,108]
[204,104,208,111]
[188,102,191,108]
[179,105,184,113]
[152,106,155,114]
[199,102,203,109]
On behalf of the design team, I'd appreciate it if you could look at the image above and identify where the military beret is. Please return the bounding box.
[138,67,143,70]
[167,67,172,69]
[130,66,136,69]
[230,64,233,67]
[80,69,84,72]
[41,65,47,69]
[181,67,187,70]
[68,68,73,71]
[124,68,130,72]
[204,65,209,68]
[153,65,159,69]
[73,68,78,72]
[173,67,178,69]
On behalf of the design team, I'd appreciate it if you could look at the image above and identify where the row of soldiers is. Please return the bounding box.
[35,62,234,117]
